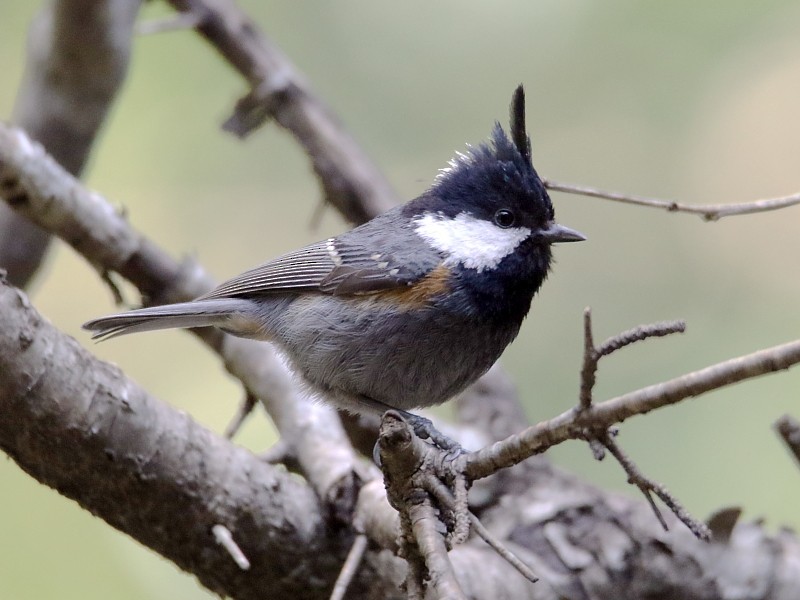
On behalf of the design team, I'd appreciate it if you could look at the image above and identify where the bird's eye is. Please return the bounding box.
[493,209,516,228]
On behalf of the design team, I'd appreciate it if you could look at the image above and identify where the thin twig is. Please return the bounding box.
[601,433,710,540]
[544,179,800,221]
[597,320,686,358]
[329,534,368,600]
[579,310,685,409]
[468,513,538,584]
[423,475,538,584]
[211,524,251,570]
[223,392,258,439]
[465,338,800,480]
[579,308,597,408]
[421,474,471,548]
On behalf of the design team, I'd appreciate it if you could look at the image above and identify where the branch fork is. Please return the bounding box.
[373,308,734,597]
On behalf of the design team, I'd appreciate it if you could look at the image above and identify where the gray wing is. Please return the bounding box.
[197,237,431,300]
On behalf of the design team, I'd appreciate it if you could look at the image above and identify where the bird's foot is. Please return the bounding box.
[401,411,463,456]
[372,411,464,466]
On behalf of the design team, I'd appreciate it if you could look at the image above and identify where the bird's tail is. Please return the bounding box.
[82,298,254,341]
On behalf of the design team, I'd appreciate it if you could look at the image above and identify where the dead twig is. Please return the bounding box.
[211,524,251,570]
[580,309,685,409]
[596,319,687,358]
[581,310,686,408]
[420,474,470,548]
[544,179,800,221]
[576,311,707,537]
[223,391,258,439]
[599,432,710,540]
[467,513,538,584]
[465,338,800,480]
[329,534,368,600]
[423,475,538,584]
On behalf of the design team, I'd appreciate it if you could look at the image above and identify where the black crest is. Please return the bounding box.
[510,85,531,165]
[418,85,553,225]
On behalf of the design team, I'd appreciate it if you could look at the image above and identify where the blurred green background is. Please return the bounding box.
[2,1,800,598]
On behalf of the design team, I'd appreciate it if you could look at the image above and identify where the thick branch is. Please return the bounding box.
[0,122,361,512]
[0,277,342,600]
[5,116,800,597]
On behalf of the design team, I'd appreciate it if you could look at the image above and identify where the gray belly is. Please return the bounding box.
[269,294,520,413]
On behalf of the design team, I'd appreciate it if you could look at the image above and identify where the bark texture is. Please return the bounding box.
[0,278,346,600]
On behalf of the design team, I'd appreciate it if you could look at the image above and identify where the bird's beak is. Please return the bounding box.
[535,222,586,244]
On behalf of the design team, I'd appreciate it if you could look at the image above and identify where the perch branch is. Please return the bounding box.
[0,278,339,600]
[0,122,361,513]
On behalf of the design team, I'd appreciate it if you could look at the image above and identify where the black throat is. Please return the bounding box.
[454,240,552,326]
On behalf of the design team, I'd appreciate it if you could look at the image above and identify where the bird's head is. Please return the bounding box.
[405,85,584,288]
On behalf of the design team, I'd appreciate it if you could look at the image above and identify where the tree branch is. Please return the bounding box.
[0,276,342,600]
[544,179,800,221]
[465,338,800,480]
[163,0,398,223]
[5,115,800,598]
[409,499,467,600]
[0,0,141,287]
[0,122,362,515]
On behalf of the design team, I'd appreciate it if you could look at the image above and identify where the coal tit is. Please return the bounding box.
[84,86,584,426]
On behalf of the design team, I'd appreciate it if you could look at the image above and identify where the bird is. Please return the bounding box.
[84,85,584,445]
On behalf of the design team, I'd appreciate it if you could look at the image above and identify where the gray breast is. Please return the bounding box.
[269,293,520,414]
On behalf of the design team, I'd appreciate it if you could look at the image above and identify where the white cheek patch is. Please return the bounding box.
[414,212,531,272]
